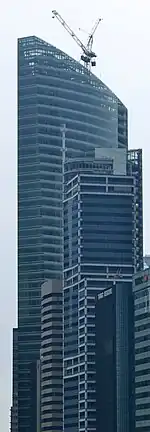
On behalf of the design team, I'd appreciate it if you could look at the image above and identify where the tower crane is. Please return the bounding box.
[52,10,102,70]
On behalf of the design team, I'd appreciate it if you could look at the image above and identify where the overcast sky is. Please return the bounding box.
[0,0,150,430]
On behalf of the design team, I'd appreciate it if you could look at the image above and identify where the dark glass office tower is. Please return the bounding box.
[95,283,134,432]
[95,288,116,432]
[17,35,128,432]
[63,149,142,432]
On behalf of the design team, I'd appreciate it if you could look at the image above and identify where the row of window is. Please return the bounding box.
[135,346,150,355]
[42,299,62,308]
[20,60,116,100]
[42,350,62,357]
[36,96,117,134]
[36,83,116,113]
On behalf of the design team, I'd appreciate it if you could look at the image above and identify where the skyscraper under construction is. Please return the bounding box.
[14,34,141,432]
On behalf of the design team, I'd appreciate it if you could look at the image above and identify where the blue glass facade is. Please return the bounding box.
[63,157,142,432]
[64,160,136,278]
[17,35,128,432]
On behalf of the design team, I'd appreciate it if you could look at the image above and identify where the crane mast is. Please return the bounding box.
[52,10,102,70]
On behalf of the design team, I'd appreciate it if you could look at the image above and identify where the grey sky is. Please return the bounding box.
[0,0,150,430]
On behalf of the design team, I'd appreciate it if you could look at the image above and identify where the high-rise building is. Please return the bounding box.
[41,280,62,432]
[133,268,150,432]
[95,283,134,432]
[128,149,143,271]
[63,148,142,432]
[17,34,129,431]
[11,329,18,432]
